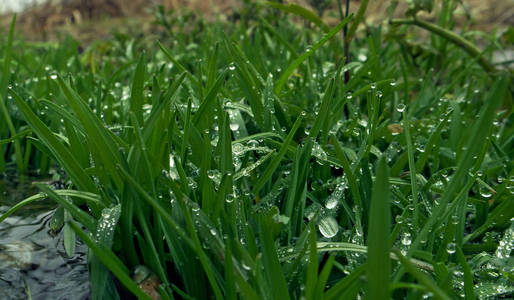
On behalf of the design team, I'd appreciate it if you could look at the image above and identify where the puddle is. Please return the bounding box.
[0,175,90,300]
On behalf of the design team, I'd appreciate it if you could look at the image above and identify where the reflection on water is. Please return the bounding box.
[0,175,89,299]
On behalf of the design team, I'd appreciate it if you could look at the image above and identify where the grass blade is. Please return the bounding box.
[366,156,391,299]
[274,16,352,95]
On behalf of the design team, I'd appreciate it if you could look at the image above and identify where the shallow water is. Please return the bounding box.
[0,175,90,300]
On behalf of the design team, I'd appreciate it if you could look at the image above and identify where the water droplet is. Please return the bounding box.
[228,63,236,71]
[230,123,239,131]
[232,143,244,156]
[446,242,456,254]
[325,198,338,209]
[318,216,339,238]
[401,232,412,246]
[479,186,492,198]
[396,103,406,113]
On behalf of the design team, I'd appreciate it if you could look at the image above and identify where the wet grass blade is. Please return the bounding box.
[253,114,303,195]
[264,2,327,30]
[403,110,420,226]
[0,15,24,172]
[259,213,291,300]
[394,250,451,300]
[411,75,509,251]
[9,88,97,192]
[56,75,124,189]
[274,16,352,95]
[68,220,152,300]
[366,156,391,299]
[130,52,146,124]
[35,183,96,232]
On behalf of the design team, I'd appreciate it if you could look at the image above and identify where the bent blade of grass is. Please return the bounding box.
[263,1,327,30]
[274,15,352,95]
[9,88,97,192]
[0,129,32,145]
[35,184,96,232]
[68,221,152,300]
[0,190,103,223]
[393,250,451,300]
[366,156,391,299]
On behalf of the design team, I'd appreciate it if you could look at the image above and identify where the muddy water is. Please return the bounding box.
[0,175,89,299]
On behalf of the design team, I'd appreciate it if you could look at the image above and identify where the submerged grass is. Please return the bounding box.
[1,1,513,299]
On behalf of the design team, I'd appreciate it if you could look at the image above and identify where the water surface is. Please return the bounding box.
[0,175,89,299]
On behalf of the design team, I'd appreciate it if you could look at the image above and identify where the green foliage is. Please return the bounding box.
[1,2,513,299]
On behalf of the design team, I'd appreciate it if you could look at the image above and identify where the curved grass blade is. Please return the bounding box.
[274,15,352,95]
[35,183,97,232]
[393,249,451,300]
[9,88,97,192]
[0,190,103,223]
[68,221,152,300]
[0,129,31,145]
[263,2,327,30]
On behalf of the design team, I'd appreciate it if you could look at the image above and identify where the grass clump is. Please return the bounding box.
[1,1,513,299]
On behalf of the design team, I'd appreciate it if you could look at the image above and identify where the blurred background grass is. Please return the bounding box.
[0,0,512,45]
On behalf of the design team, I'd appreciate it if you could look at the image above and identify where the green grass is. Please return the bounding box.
[1,1,513,299]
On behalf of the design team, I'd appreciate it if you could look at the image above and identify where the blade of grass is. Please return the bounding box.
[9,88,97,192]
[0,15,24,172]
[263,2,327,30]
[130,52,146,124]
[68,221,152,300]
[410,76,508,252]
[253,113,303,195]
[274,15,352,95]
[366,156,391,299]
[393,249,451,300]
[403,109,420,227]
